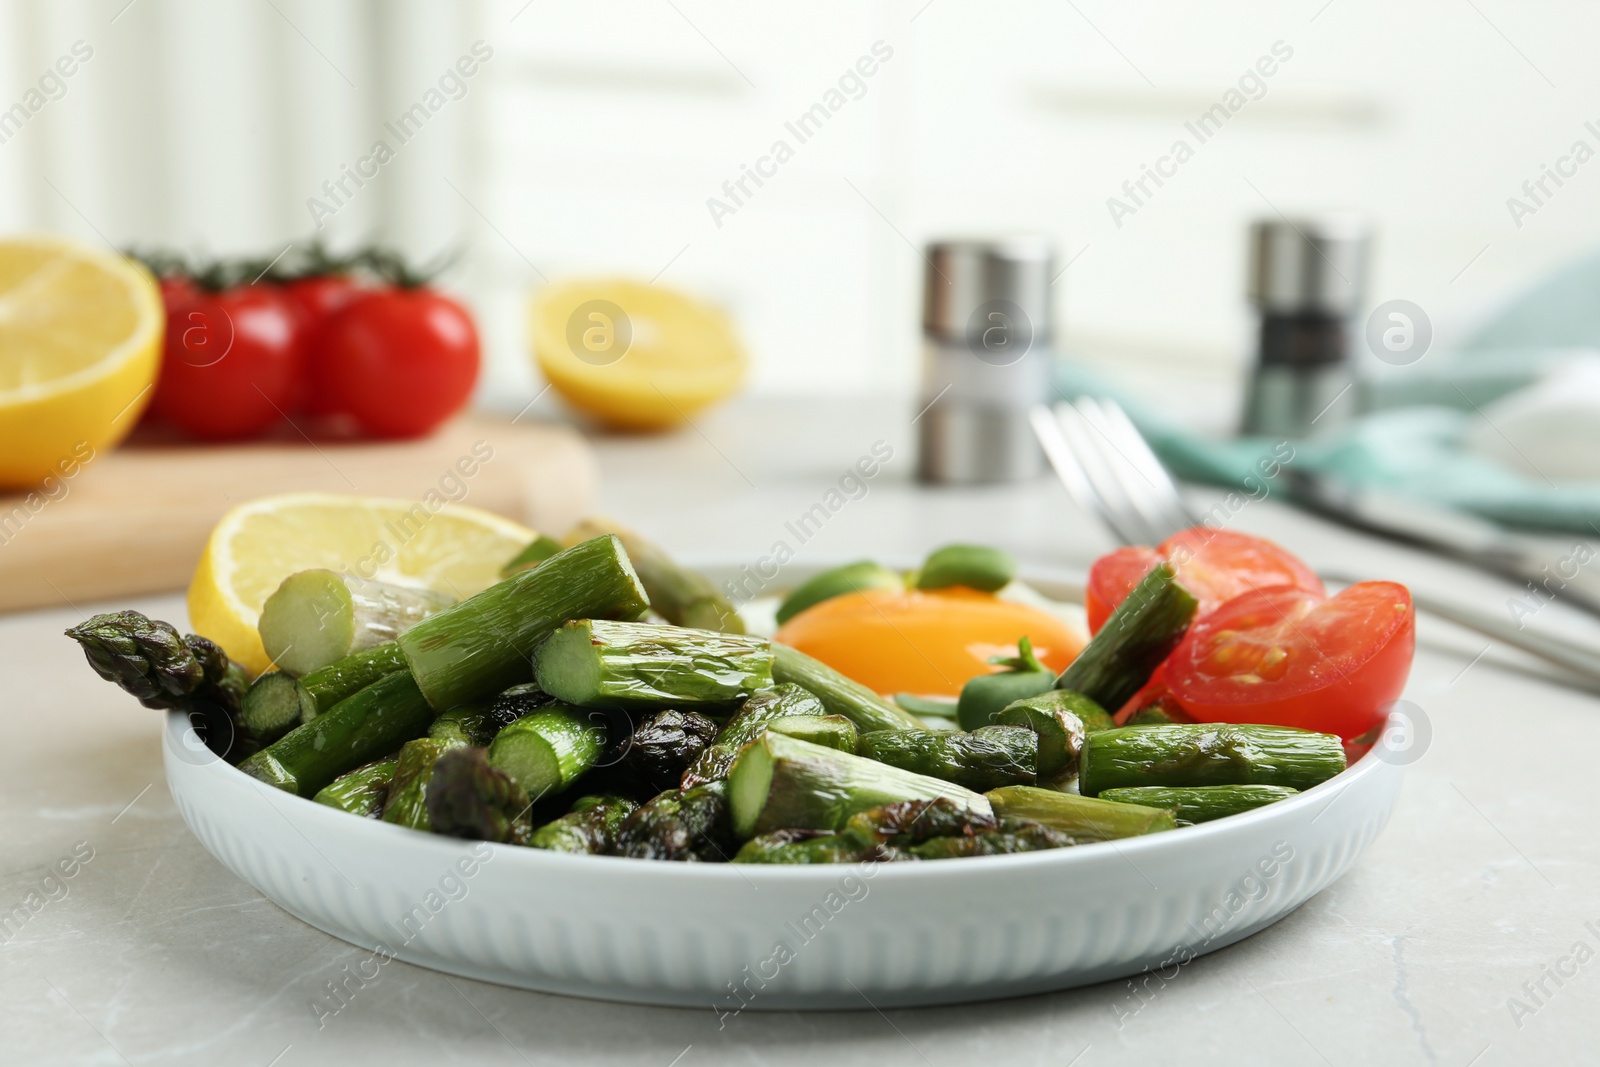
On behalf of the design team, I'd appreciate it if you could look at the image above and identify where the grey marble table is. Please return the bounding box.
[3,397,1597,1066]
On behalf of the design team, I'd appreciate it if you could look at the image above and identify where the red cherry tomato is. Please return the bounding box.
[1163,581,1415,740]
[282,275,370,415]
[151,285,306,439]
[1085,528,1324,633]
[312,287,479,438]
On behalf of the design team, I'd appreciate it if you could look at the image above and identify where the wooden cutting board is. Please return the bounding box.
[0,415,596,614]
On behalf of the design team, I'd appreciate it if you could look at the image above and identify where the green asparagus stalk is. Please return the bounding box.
[311,757,399,817]
[259,569,456,677]
[843,797,1000,844]
[771,643,926,732]
[955,636,1055,730]
[529,794,639,853]
[1078,723,1347,796]
[986,784,1177,840]
[857,726,1037,791]
[500,534,564,577]
[680,683,827,787]
[67,610,255,761]
[428,705,500,748]
[1098,784,1298,824]
[535,619,773,711]
[568,519,745,633]
[727,732,992,838]
[775,561,903,625]
[611,781,736,861]
[487,705,607,799]
[380,738,459,830]
[241,642,409,741]
[914,544,1016,593]
[397,534,650,710]
[993,690,1112,781]
[238,671,435,797]
[67,610,248,715]
[1054,564,1196,712]
[909,819,1076,859]
[768,714,858,753]
[612,709,721,794]
[733,828,890,864]
[425,747,532,844]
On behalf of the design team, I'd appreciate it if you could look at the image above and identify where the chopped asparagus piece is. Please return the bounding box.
[843,797,999,844]
[956,636,1055,730]
[1098,784,1299,824]
[312,757,399,818]
[681,683,828,787]
[986,784,1177,840]
[1055,564,1196,712]
[426,747,532,844]
[428,705,500,748]
[487,705,607,800]
[613,709,721,794]
[857,726,1037,791]
[914,544,1016,592]
[733,827,891,864]
[67,611,255,760]
[535,619,773,711]
[529,794,638,853]
[381,738,460,830]
[909,819,1075,859]
[500,534,564,577]
[238,671,435,797]
[242,643,412,742]
[727,732,992,838]
[775,561,903,625]
[259,569,455,677]
[568,519,745,633]
[768,714,858,753]
[611,781,736,861]
[1079,723,1347,795]
[994,690,1112,781]
[771,643,926,732]
[397,534,650,710]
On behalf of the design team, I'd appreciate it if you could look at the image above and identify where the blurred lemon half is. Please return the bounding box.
[0,236,163,487]
[530,278,747,430]
[188,492,534,674]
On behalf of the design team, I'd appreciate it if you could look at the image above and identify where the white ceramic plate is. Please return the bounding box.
[164,563,1404,1010]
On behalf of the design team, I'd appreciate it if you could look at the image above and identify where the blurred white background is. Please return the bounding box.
[2,0,1596,418]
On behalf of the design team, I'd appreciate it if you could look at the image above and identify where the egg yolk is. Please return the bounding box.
[773,586,1085,698]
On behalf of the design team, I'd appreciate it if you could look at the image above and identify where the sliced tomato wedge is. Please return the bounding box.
[1163,581,1415,740]
[1084,528,1324,633]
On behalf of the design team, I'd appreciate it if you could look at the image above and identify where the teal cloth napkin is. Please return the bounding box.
[1051,363,1600,536]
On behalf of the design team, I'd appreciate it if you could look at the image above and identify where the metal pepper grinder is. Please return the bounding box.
[1241,216,1370,438]
[917,237,1055,483]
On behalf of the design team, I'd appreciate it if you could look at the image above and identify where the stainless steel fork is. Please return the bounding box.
[1029,398,1600,686]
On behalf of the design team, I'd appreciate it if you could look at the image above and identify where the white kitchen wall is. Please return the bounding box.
[2,0,1598,408]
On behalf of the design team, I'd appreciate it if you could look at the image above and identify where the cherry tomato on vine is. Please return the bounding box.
[312,286,479,438]
[1163,581,1415,740]
[1085,528,1324,633]
[151,284,305,439]
[282,274,371,415]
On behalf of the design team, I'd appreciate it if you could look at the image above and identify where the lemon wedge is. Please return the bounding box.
[0,236,162,487]
[530,279,747,430]
[188,492,534,674]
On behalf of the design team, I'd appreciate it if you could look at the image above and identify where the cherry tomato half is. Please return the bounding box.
[1163,581,1415,740]
[1085,528,1324,633]
[151,284,305,439]
[312,287,479,438]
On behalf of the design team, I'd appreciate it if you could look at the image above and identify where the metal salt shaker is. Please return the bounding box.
[917,237,1055,483]
[1240,216,1369,438]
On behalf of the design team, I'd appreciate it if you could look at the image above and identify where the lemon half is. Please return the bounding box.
[188,492,535,674]
[530,279,747,430]
[0,236,162,487]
